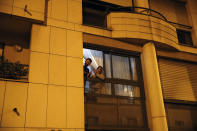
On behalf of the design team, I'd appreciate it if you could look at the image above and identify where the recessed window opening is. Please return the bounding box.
[177,29,193,46]
[83,47,148,130]
[0,14,31,80]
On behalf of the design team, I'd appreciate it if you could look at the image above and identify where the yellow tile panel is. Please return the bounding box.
[49,55,67,86]
[67,57,83,87]
[0,4,12,14]
[13,0,26,9]
[0,81,6,123]
[67,30,83,58]
[67,87,84,128]
[47,0,52,18]
[0,128,25,131]
[112,31,126,38]
[47,85,67,128]
[75,24,86,32]
[29,52,49,84]
[50,27,67,56]
[51,0,67,21]
[12,7,44,21]
[0,0,13,6]
[68,0,82,24]
[30,25,50,53]
[25,83,47,127]
[103,30,112,37]
[1,82,28,127]
[85,26,104,36]
[27,0,45,13]
[25,128,46,131]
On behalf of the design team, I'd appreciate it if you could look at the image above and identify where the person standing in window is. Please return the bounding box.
[89,66,105,94]
[84,58,92,83]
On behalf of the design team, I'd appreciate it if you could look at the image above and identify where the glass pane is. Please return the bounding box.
[112,55,130,80]
[0,44,3,57]
[86,81,112,95]
[130,57,138,81]
[83,48,103,72]
[105,54,111,78]
[115,84,140,97]
[101,83,111,95]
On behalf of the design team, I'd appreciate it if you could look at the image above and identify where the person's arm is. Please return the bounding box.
[95,73,105,80]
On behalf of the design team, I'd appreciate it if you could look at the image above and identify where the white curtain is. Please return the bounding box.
[104,54,111,78]
[115,84,140,97]
[112,55,130,80]
[130,57,138,81]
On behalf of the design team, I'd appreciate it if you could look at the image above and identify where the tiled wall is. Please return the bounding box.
[0,0,45,21]
[0,0,84,130]
[1,0,197,131]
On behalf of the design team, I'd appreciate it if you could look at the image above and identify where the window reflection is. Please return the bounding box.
[115,84,140,97]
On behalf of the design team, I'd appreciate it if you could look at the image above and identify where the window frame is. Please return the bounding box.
[177,29,193,46]
[83,43,145,99]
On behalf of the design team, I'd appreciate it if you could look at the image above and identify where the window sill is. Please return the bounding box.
[0,77,29,83]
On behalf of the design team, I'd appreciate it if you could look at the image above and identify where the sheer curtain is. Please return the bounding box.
[130,57,138,81]
[115,84,140,97]
[112,55,130,80]
[104,54,111,78]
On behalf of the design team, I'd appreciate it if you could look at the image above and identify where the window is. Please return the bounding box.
[0,14,31,80]
[83,48,140,96]
[165,103,197,131]
[83,47,147,130]
[83,0,123,28]
[177,29,193,46]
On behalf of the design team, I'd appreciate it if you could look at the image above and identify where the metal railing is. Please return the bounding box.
[107,6,168,21]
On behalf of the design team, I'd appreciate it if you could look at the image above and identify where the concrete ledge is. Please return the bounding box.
[107,12,179,50]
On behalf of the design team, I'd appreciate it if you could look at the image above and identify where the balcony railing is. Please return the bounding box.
[107,6,168,22]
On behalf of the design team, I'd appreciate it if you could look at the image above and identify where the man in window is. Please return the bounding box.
[84,58,92,84]
[89,66,105,94]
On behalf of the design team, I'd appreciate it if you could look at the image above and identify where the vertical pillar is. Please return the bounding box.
[141,43,168,131]
[134,0,149,13]
[134,0,149,8]
[187,0,197,47]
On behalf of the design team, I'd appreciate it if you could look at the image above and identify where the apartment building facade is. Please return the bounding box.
[0,0,197,131]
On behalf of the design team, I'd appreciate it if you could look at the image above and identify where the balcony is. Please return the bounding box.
[107,7,179,50]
